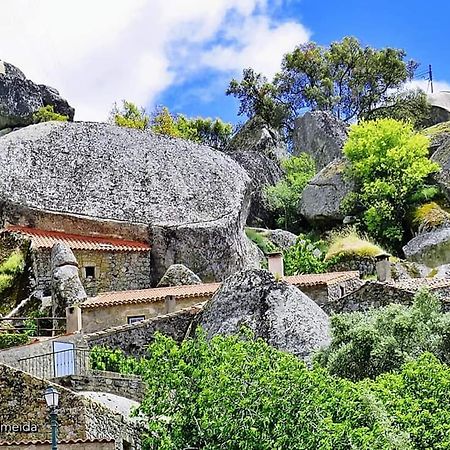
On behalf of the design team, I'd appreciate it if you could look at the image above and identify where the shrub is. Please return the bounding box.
[264,154,315,231]
[32,105,68,123]
[325,228,386,261]
[0,250,24,295]
[412,201,450,232]
[283,235,331,275]
[110,100,149,130]
[343,119,439,248]
[315,289,450,381]
[245,228,278,254]
[0,332,29,349]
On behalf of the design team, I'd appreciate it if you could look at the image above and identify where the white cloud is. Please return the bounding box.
[405,79,450,94]
[0,0,309,121]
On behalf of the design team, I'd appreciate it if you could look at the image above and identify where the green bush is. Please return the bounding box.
[264,154,315,231]
[343,119,439,249]
[0,250,25,295]
[110,100,149,130]
[316,289,450,381]
[283,235,332,275]
[245,228,278,254]
[93,331,450,449]
[0,332,29,349]
[33,105,69,123]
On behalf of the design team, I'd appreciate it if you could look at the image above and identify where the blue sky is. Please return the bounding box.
[157,0,450,124]
[1,0,448,122]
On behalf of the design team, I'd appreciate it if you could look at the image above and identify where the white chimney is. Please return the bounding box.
[267,252,284,278]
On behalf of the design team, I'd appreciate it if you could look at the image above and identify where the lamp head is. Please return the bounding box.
[44,387,60,409]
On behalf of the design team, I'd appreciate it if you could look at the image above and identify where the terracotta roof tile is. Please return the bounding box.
[81,271,360,309]
[3,225,150,252]
[0,438,114,446]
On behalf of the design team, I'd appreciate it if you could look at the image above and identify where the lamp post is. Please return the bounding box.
[44,387,59,450]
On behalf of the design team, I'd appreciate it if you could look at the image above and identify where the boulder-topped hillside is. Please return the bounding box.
[0,121,259,282]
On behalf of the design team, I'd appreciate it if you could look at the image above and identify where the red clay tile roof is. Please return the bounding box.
[82,283,221,308]
[0,438,114,446]
[3,225,150,252]
[81,271,360,309]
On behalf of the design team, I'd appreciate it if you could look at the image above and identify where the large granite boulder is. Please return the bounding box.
[51,243,86,318]
[157,264,202,287]
[226,116,287,160]
[225,116,286,227]
[293,111,348,170]
[430,131,450,202]
[427,91,450,126]
[199,269,331,359]
[0,61,74,130]
[226,150,283,227]
[403,227,450,267]
[0,121,258,282]
[300,159,354,225]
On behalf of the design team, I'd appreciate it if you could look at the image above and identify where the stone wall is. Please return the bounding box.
[55,373,145,402]
[85,304,203,357]
[0,363,143,449]
[328,256,376,278]
[33,248,152,297]
[325,281,415,314]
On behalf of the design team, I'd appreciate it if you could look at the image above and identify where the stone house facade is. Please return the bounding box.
[77,272,362,334]
[2,226,152,297]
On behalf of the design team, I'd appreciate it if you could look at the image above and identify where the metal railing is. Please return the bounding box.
[18,348,91,380]
[0,317,66,336]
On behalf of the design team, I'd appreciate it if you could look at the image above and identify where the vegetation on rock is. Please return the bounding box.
[316,289,450,381]
[110,101,232,149]
[244,228,278,255]
[227,36,427,135]
[0,332,29,350]
[32,105,69,123]
[343,119,439,249]
[412,201,450,232]
[325,228,386,261]
[0,250,25,301]
[264,154,315,230]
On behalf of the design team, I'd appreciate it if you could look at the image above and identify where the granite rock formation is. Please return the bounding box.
[157,264,202,287]
[293,111,348,170]
[0,61,74,130]
[0,121,258,282]
[300,159,354,225]
[51,242,86,318]
[199,269,331,359]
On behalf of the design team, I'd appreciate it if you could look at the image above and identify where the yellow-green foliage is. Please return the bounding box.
[325,229,386,261]
[0,251,24,293]
[33,105,69,123]
[413,202,450,232]
[423,121,450,137]
[111,100,149,130]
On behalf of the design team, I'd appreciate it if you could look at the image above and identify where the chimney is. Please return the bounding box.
[66,305,82,333]
[375,253,391,282]
[164,295,176,314]
[267,252,284,278]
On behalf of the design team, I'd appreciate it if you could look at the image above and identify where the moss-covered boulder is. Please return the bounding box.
[412,202,450,233]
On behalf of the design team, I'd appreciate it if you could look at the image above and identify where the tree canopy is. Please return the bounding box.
[227,36,428,133]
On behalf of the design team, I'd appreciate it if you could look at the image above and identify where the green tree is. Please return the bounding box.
[32,105,68,123]
[264,154,315,230]
[151,106,232,149]
[316,289,450,381]
[343,118,439,248]
[227,36,427,132]
[110,100,149,130]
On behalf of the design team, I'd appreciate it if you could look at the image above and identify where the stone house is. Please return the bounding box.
[76,271,362,334]
[1,225,152,297]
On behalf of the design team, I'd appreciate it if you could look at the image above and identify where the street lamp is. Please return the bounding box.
[44,387,59,450]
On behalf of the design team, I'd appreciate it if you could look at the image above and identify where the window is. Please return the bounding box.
[127,315,145,325]
[339,285,346,297]
[84,266,96,279]
[123,441,132,450]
